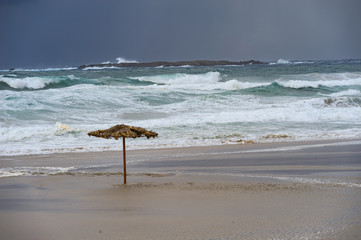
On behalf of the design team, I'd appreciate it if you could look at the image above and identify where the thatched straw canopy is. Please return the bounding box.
[87,124,157,184]
[88,124,158,140]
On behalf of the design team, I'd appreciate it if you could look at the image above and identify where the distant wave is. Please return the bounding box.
[276,72,361,88]
[277,78,360,89]
[277,59,290,64]
[82,66,122,70]
[324,89,361,97]
[99,57,139,66]
[2,70,360,92]
[116,57,138,64]
[78,60,264,70]
[1,67,77,72]
[132,71,222,85]
[292,61,314,64]
[130,72,265,91]
[129,71,361,93]
[270,59,314,65]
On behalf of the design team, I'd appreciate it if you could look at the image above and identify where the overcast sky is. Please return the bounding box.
[1,0,361,68]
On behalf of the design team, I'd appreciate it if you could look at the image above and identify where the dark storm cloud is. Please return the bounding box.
[0,0,37,5]
[1,0,360,68]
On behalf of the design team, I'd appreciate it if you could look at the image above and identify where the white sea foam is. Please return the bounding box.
[8,67,77,72]
[276,58,290,64]
[0,76,53,89]
[82,66,122,70]
[278,78,361,88]
[132,71,361,92]
[292,61,314,64]
[83,57,137,68]
[277,72,361,87]
[132,72,266,91]
[203,173,361,188]
[270,59,314,65]
[1,123,360,156]
[134,71,221,85]
[0,166,77,177]
[167,105,359,124]
[269,58,293,65]
[116,57,138,63]
[290,96,361,109]
[221,79,266,90]
[0,75,77,89]
[263,176,361,188]
[239,140,361,153]
[325,89,361,97]
[56,122,72,131]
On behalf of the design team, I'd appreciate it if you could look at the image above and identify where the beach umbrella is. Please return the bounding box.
[88,124,158,184]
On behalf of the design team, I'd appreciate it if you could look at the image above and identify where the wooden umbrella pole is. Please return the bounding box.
[88,124,158,184]
[123,137,127,184]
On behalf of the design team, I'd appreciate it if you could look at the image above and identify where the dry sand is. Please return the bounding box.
[1,140,361,240]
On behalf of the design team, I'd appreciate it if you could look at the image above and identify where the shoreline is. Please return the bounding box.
[1,136,360,158]
[1,138,361,179]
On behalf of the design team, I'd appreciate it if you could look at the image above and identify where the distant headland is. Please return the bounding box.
[78,60,265,69]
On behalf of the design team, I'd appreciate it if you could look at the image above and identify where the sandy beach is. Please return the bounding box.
[1,140,361,240]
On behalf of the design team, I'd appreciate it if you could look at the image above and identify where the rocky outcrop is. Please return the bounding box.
[78,60,265,69]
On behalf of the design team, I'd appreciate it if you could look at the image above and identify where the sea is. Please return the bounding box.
[2,59,361,239]
[1,59,361,156]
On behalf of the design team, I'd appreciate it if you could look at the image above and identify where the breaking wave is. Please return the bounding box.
[1,67,77,72]
[276,59,290,64]
[277,78,360,89]
[82,66,122,70]
[325,89,361,97]
[133,71,222,85]
[270,59,314,65]
[129,71,361,94]
[116,57,138,63]
[131,72,269,92]
[0,75,79,90]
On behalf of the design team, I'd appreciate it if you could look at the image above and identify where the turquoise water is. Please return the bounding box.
[1,59,361,155]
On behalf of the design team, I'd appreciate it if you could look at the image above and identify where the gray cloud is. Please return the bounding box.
[1,0,360,68]
[0,0,37,5]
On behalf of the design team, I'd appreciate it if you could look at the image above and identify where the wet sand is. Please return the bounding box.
[1,140,361,240]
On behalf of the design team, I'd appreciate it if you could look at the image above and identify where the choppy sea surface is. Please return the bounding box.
[1,59,361,156]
